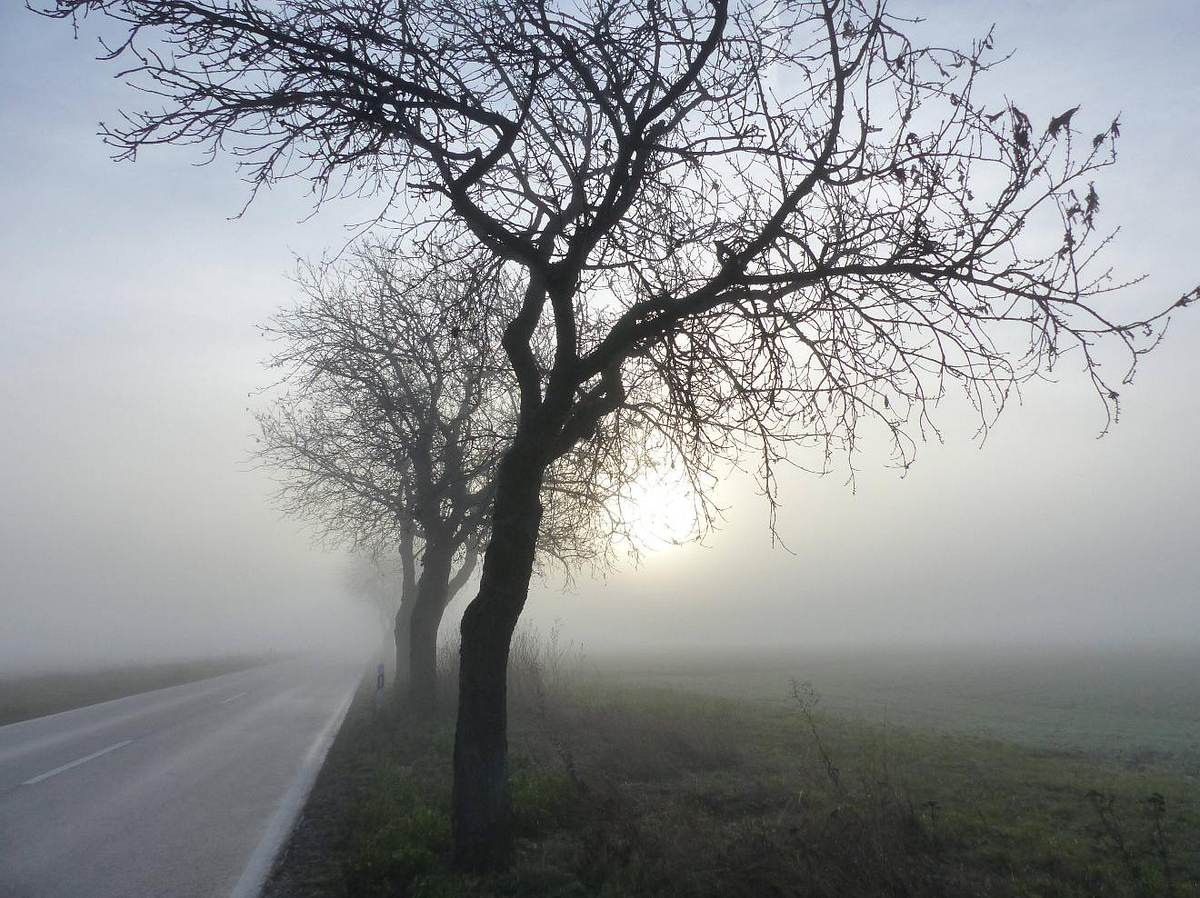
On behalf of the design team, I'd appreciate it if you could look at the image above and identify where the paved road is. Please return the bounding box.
[0,658,361,898]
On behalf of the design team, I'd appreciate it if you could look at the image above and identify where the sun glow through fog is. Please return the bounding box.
[615,468,700,553]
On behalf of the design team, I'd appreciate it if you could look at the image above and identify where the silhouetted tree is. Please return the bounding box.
[258,244,653,714]
[341,548,413,674]
[258,250,506,714]
[41,0,1195,868]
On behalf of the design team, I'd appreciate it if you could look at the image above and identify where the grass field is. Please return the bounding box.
[590,644,1200,775]
[265,636,1199,898]
[0,655,274,727]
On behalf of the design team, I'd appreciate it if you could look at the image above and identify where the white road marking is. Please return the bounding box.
[221,692,250,704]
[21,739,134,785]
[229,679,358,898]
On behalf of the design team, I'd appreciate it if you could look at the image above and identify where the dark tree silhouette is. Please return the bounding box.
[258,250,501,714]
[342,547,416,678]
[40,0,1196,868]
[258,244,656,714]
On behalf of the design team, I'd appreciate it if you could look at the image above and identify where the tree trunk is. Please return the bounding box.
[393,529,418,696]
[393,601,414,692]
[408,536,453,717]
[452,449,544,871]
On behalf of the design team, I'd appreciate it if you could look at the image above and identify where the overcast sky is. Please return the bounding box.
[1,1,1197,671]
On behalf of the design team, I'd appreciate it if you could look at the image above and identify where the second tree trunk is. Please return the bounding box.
[408,538,453,716]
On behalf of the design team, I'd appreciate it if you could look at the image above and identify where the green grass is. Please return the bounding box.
[327,674,1198,898]
[591,645,1200,774]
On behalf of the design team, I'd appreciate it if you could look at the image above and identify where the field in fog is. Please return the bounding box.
[593,645,1200,773]
[264,633,1198,897]
[7,643,1193,776]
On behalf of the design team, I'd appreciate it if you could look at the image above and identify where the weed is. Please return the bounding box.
[1146,792,1178,897]
[789,678,845,796]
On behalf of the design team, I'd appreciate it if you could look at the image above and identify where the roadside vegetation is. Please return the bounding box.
[267,634,1198,898]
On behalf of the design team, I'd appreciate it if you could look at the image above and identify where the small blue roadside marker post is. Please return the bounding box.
[374,662,386,712]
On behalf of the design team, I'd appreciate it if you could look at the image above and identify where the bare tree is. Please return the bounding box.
[312,493,422,690]
[341,548,408,652]
[41,0,1196,868]
[258,243,654,714]
[259,249,501,715]
[267,391,423,691]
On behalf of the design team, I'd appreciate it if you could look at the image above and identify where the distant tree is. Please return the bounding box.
[341,548,408,652]
[41,0,1195,868]
[330,510,421,692]
[258,244,649,714]
[258,251,505,715]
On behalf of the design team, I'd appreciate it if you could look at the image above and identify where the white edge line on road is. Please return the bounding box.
[221,692,251,704]
[0,660,291,739]
[0,660,302,768]
[21,739,134,785]
[229,677,359,898]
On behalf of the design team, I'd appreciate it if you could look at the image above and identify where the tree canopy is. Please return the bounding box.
[43,0,1191,503]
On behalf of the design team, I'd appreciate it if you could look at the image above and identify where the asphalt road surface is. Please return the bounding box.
[0,658,361,898]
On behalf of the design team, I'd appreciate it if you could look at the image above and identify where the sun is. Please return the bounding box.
[616,468,700,552]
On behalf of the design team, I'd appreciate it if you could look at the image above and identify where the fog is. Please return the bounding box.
[2,1,1197,673]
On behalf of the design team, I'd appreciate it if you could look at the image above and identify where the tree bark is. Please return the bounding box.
[409,535,453,717]
[394,602,414,692]
[451,448,544,871]
[393,529,419,695]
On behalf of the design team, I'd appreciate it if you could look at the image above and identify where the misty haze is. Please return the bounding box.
[1,1,1197,896]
